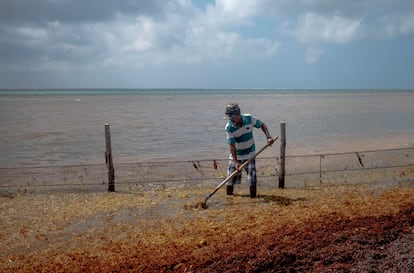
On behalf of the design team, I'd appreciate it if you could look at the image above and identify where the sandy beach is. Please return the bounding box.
[1,181,413,272]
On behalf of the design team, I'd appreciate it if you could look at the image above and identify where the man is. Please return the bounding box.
[224,103,275,198]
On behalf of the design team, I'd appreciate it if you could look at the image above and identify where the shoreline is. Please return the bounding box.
[2,133,414,169]
[1,141,413,194]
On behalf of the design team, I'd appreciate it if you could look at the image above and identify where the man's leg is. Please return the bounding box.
[227,159,242,195]
[246,159,257,198]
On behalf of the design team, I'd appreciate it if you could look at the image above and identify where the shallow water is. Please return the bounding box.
[0,89,413,167]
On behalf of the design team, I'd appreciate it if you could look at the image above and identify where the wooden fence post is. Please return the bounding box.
[278,121,286,189]
[105,124,115,192]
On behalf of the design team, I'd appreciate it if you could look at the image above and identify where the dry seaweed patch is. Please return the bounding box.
[1,184,413,272]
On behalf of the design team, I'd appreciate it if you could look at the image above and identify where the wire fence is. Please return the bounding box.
[1,147,413,194]
[286,147,414,188]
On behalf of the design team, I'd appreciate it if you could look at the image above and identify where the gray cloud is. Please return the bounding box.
[0,0,173,69]
[0,0,281,71]
[0,0,167,25]
[1,0,413,88]
[259,0,414,18]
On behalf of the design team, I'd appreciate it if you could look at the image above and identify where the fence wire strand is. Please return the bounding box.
[1,147,413,193]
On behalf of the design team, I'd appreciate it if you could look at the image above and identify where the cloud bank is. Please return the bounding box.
[1,0,413,88]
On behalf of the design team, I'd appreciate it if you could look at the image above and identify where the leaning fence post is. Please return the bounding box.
[105,124,115,192]
[278,121,286,188]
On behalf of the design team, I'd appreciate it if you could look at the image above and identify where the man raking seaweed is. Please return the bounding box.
[199,103,277,208]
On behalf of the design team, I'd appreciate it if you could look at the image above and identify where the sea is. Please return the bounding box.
[1,89,414,168]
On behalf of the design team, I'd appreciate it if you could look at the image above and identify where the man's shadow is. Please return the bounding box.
[233,194,306,206]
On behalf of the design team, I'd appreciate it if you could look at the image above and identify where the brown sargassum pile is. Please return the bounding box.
[1,183,413,272]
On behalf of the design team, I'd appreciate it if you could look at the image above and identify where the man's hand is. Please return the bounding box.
[232,160,241,171]
[267,137,275,146]
[230,144,241,171]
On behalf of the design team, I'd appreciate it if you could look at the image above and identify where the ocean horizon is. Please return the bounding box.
[1,88,414,94]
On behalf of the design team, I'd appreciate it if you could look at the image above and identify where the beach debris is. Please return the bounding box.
[355,152,365,168]
[192,161,203,174]
[183,200,208,210]
[197,239,208,248]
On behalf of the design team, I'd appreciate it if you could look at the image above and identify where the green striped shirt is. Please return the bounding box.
[225,114,262,160]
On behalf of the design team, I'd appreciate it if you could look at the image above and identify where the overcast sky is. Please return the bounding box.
[1,0,414,89]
